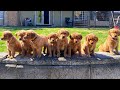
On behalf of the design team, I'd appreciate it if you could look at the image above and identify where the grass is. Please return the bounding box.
[0,27,114,52]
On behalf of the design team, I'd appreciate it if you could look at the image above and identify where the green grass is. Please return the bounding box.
[0,27,114,52]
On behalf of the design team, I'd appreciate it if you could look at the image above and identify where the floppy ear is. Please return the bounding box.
[85,35,89,42]
[31,32,36,38]
[79,35,82,40]
[66,31,70,37]
[108,30,111,35]
[95,37,98,42]
[8,33,13,38]
[47,34,51,39]
[70,35,73,40]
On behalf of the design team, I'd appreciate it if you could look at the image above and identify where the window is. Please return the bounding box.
[74,11,85,21]
[96,11,109,21]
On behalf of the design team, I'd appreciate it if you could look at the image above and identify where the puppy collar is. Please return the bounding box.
[32,36,37,41]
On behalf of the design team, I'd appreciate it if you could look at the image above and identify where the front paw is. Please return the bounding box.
[110,52,116,55]
[48,55,52,57]
[9,56,14,59]
[57,53,60,57]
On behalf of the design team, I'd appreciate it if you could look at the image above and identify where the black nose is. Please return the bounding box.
[91,42,93,44]
[115,35,117,37]
[52,40,54,41]
[19,38,22,40]
[63,36,65,38]
[75,41,78,43]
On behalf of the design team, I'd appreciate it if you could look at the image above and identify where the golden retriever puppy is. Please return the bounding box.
[16,30,33,57]
[99,28,120,55]
[47,33,58,57]
[57,28,69,57]
[23,30,48,58]
[68,32,82,57]
[81,33,98,57]
[1,31,22,59]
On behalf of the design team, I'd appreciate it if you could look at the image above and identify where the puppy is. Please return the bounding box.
[81,33,98,57]
[23,30,48,58]
[1,31,22,59]
[99,28,120,55]
[47,33,58,57]
[57,29,69,57]
[68,33,82,57]
[16,30,33,57]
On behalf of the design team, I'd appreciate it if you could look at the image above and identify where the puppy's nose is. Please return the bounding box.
[91,42,94,44]
[115,35,117,37]
[52,40,54,42]
[63,36,65,38]
[75,41,78,43]
[19,38,22,40]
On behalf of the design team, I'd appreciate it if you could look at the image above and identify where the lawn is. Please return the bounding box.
[0,27,115,52]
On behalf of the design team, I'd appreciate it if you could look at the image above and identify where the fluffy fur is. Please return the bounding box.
[99,28,120,55]
[1,31,22,59]
[56,29,69,57]
[23,30,48,58]
[81,33,98,57]
[16,30,33,57]
[68,32,82,57]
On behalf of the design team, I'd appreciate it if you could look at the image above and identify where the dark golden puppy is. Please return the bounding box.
[57,28,69,57]
[1,31,22,59]
[99,28,120,55]
[16,30,33,57]
[23,30,48,58]
[81,33,98,57]
[47,33,58,57]
[68,32,82,57]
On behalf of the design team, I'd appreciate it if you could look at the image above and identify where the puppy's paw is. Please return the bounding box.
[57,54,60,57]
[10,56,14,59]
[48,55,52,57]
[7,55,11,58]
[110,52,116,55]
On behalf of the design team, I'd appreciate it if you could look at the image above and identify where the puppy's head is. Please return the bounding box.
[70,33,82,44]
[16,30,27,41]
[48,33,58,43]
[109,28,120,39]
[1,31,13,41]
[23,30,37,40]
[85,33,98,45]
[58,29,69,40]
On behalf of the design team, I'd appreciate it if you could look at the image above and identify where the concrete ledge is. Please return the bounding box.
[0,52,120,66]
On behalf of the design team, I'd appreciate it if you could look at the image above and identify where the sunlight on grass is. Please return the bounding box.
[0,27,117,52]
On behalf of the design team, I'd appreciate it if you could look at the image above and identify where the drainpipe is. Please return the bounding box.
[18,11,22,26]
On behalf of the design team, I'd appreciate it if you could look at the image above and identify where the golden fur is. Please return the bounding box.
[16,30,33,57]
[99,28,120,55]
[68,32,82,57]
[1,31,22,59]
[56,29,69,57]
[23,30,48,58]
[81,33,98,57]
[47,33,58,57]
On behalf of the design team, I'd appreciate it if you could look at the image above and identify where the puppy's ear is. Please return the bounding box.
[8,33,13,38]
[31,32,36,38]
[70,35,73,40]
[79,35,82,40]
[108,30,111,35]
[95,37,98,42]
[85,35,88,41]
[66,31,70,37]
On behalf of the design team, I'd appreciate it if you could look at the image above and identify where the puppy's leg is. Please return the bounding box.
[109,46,116,55]
[68,46,71,57]
[32,49,37,58]
[37,47,42,58]
[53,48,56,57]
[115,45,119,55]
[21,48,26,57]
[84,46,91,57]
[7,49,11,58]
[57,44,60,57]
[64,45,67,57]
[48,46,52,57]
[10,50,15,59]
[90,49,95,57]
[78,46,82,57]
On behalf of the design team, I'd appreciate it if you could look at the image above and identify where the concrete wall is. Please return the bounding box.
[1,63,120,79]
